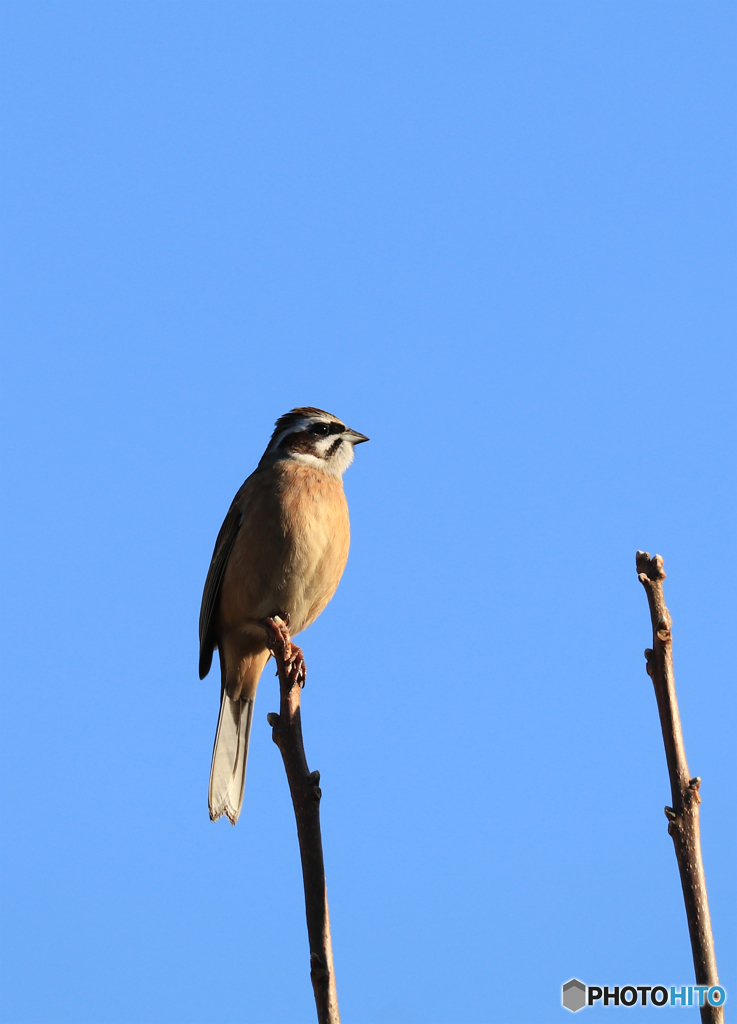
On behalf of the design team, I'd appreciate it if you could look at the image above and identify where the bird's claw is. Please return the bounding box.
[288,645,306,688]
[261,616,306,687]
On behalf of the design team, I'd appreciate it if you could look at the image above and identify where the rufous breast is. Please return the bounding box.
[218,460,350,639]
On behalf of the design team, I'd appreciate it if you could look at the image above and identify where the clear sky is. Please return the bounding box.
[1,3,734,1023]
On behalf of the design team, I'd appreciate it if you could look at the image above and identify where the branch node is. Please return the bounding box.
[687,777,702,806]
[310,952,329,982]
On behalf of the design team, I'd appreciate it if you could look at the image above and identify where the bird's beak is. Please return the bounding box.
[344,428,369,445]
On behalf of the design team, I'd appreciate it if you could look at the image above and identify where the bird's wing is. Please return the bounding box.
[198,496,243,679]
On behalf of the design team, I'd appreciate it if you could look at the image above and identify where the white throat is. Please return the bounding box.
[288,442,355,477]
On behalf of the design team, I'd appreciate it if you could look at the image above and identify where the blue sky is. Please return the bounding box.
[1,3,734,1022]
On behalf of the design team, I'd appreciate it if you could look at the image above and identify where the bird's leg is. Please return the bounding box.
[261,616,306,688]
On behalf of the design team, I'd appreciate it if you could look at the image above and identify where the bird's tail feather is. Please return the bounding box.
[209,691,254,825]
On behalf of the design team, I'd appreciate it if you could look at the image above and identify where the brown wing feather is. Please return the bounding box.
[199,498,244,679]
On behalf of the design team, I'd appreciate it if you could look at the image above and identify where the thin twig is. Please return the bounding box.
[262,616,340,1024]
[636,552,723,1024]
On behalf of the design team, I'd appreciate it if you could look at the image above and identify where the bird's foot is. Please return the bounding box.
[261,615,291,655]
[261,616,306,688]
[286,644,306,689]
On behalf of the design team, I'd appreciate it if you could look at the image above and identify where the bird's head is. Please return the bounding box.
[260,407,369,475]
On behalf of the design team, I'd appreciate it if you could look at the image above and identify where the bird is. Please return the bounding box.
[199,407,369,824]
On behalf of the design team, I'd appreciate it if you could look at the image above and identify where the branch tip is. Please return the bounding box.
[635,549,667,581]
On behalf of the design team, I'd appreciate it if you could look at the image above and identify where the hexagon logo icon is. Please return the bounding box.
[562,978,586,1012]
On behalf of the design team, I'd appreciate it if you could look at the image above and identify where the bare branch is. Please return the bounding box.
[263,617,340,1024]
[636,552,723,1024]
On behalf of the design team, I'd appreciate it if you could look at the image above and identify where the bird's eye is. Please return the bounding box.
[311,423,330,436]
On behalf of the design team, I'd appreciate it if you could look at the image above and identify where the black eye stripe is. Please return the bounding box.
[310,421,345,436]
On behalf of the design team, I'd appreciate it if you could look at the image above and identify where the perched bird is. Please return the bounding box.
[199,407,369,824]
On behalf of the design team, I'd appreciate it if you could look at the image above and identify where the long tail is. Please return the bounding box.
[209,691,255,824]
